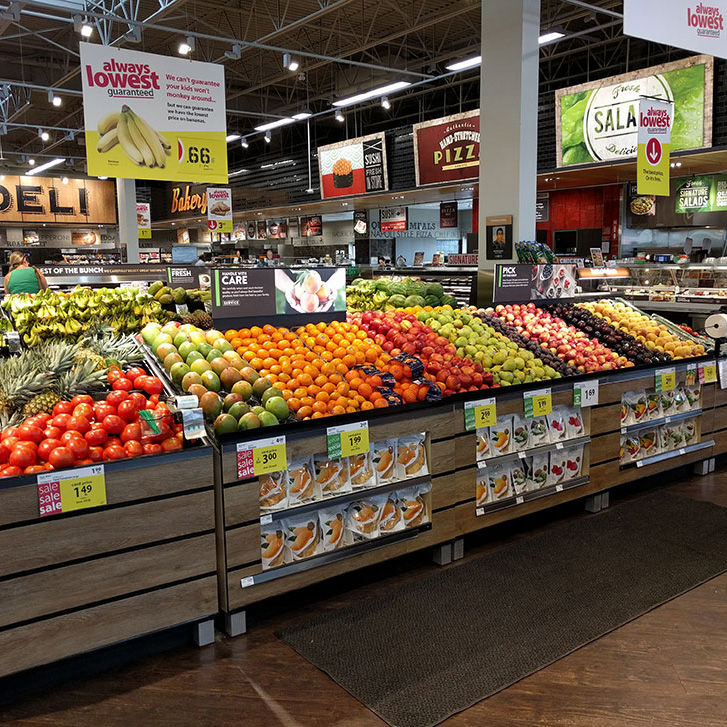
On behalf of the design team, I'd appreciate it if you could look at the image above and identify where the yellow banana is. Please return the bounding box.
[96,127,119,153]
[97,111,120,136]
[154,129,172,152]
[125,112,156,167]
[128,109,166,168]
[117,112,144,166]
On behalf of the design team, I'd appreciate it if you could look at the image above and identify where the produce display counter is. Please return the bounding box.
[0,445,217,677]
[212,358,723,634]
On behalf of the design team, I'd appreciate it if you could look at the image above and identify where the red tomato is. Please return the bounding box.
[161,436,183,452]
[9,445,36,469]
[38,438,63,461]
[143,377,164,396]
[24,465,46,474]
[60,430,84,446]
[72,403,93,420]
[67,437,90,461]
[44,463,54,471]
[77,458,95,466]
[107,368,124,383]
[149,394,160,406]
[103,444,127,461]
[67,415,91,435]
[1,465,22,477]
[0,442,9,463]
[51,413,71,430]
[106,390,129,408]
[102,415,125,435]
[48,446,74,469]
[117,400,139,423]
[2,436,18,450]
[105,437,123,449]
[124,440,143,458]
[70,395,93,408]
[43,426,61,440]
[18,425,44,444]
[85,428,108,446]
[14,440,37,452]
[88,446,104,462]
[125,366,146,383]
[120,422,142,443]
[142,443,163,455]
[93,402,116,421]
[112,378,133,392]
[128,392,148,411]
[152,421,173,443]
[26,414,51,429]
[134,375,149,391]
[1,427,18,441]
[52,402,73,417]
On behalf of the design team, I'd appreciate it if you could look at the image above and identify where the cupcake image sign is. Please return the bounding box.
[318,132,388,199]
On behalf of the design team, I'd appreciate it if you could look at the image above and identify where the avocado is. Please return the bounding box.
[159,293,174,305]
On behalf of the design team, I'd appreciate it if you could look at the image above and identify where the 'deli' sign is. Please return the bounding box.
[637,98,673,196]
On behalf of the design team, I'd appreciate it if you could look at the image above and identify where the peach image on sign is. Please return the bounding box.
[288,521,319,559]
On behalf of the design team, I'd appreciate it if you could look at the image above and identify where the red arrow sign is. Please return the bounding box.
[646,137,662,165]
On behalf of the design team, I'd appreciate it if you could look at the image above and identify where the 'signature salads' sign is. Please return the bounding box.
[555,55,712,167]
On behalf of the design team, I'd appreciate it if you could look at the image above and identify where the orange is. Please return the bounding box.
[342,354,356,368]
[243,351,256,362]
[331,405,346,416]
[262,324,275,335]
[402,387,418,403]
[346,405,357,413]
[288,397,301,411]
[298,405,313,419]
[300,396,315,408]
[314,374,327,387]
[374,398,389,408]
[336,363,348,376]
[361,400,374,411]
[250,357,264,370]
[311,411,325,419]
[312,401,327,413]
[308,385,321,397]
[323,382,336,395]
[357,382,373,398]
[336,382,350,396]
[349,377,363,390]
[294,387,307,399]
[316,391,330,403]
[298,373,313,387]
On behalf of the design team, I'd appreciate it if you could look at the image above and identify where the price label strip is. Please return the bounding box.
[236,435,287,479]
[327,421,369,459]
[37,464,106,517]
[524,388,552,419]
[464,398,497,431]
[573,380,599,408]
[699,363,717,385]
[719,359,727,390]
[655,367,676,393]
[181,408,205,440]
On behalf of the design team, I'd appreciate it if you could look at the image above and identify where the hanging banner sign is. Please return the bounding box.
[80,42,228,183]
[624,0,727,60]
[206,187,232,233]
[136,202,151,239]
[439,201,458,228]
[380,206,407,232]
[637,98,673,196]
[318,133,388,199]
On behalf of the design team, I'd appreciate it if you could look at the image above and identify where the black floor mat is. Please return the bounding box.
[277,493,727,727]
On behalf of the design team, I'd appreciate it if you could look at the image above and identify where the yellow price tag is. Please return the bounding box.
[474,403,497,428]
[38,465,106,517]
[532,393,552,417]
[341,427,369,457]
[253,442,287,475]
[657,369,676,392]
[702,364,717,384]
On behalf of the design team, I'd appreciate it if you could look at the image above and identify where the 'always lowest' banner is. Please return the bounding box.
[637,98,673,196]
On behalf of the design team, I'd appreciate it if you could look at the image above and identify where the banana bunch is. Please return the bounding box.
[97,106,172,168]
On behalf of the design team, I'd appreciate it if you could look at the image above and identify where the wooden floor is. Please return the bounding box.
[3,464,727,727]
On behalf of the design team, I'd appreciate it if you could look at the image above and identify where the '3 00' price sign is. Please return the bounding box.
[236,436,287,479]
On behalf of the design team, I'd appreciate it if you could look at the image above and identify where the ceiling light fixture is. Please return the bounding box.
[332,81,411,107]
[226,133,241,143]
[73,15,94,37]
[39,129,49,142]
[28,159,35,166]
[98,176,108,180]
[178,36,195,55]
[292,110,312,120]
[335,109,344,122]
[283,52,299,72]
[241,138,249,148]
[48,90,61,107]
[445,55,481,71]
[264,131,271,143]
[254,117,295,132]
[381,96,390,109]
[539,30,565,44]
[62,176,68,184]
[224,43,242,60]
[26,157,64,175]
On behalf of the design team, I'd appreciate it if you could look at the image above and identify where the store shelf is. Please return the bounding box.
[240,522,432,586]
[625,439,714,469]
[620,408,702,435]
[476,476,589,516]
[476,435,590,468]
[260,474,431,523]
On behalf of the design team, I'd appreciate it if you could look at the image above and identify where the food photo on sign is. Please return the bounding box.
[267,219,288,238]
[274,268,346,314]
[318,133,387,199]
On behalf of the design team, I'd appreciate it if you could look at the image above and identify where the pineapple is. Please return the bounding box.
[56,360,108,399]
[21,390,61,418]
[0,354,54,418]
[74,347,107,372]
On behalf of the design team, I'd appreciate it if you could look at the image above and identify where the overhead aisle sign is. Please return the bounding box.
[80,43,228,183]
[637,98,673,196]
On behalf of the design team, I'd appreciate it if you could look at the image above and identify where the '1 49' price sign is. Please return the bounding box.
[37,464,106,517]
[327,421,369,459]
[236,436,287,479]
[464,398,497,430]
[524,388,552,418]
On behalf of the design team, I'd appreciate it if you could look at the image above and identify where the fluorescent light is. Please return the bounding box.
[381,96,390,109]
[446,55,481,71]
[52,95,62,107]
[254,117,295,132]
[539,31,565,44]
[283,52,299,72]
[335,110,344,122]
[98,176,108,180]
[289,60,299,72]
[226,134,241,143]
[332,81,411,107]
[292,111,312,120]
[26,158,64,175]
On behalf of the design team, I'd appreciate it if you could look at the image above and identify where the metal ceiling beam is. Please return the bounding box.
[558,0,623,19]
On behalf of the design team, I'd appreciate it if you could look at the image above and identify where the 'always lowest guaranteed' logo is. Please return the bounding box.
[687,4,724,38]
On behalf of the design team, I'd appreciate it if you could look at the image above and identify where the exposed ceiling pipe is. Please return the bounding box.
[558,0,623,19]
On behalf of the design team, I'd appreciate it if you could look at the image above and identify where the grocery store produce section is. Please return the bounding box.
[0,273,724,668]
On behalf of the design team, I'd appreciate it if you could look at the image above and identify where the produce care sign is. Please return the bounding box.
[413,109,480,186]
[637,98,673,196]
[80,43,228,183]
[318,133,387,199]
[556,55,712,167]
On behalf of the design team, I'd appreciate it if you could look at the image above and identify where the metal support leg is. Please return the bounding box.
[601,491,609,509]
[224,610,247,637]
[710,457,716,473]
[432,542,452,566]
[452,538,464,561]
[694,459,711,476]
[584,493,602,513]
[193,619,215,647]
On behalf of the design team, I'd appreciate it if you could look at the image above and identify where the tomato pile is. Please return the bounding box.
[0,365,182,478]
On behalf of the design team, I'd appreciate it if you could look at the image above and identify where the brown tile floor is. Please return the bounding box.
[3,464,727,727]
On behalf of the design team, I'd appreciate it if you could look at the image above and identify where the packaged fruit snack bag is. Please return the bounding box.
[623,390,647,426]
[260,525,287,570]
[348,449,375,490]
[673,386,688,413]
[476,467,490,506]
[347,497,382,541]
[318,506,348,552]
[490,416,512,455]
[529,416,549,447]
[476,428,491,461]
[529,453,549,491]
[685,386,701,410]
[379,493,404,534]
[512,414,530,451]
[372,439,397,484]
[563,444,584,480]
[565,408,584,438]
[682,418,697,445]
[511,461,527,495]
[638,428,658,458]
[397,433,428,478]
[488,462,512,500]
[549,449,567,485]
[547,407,567,443]
[620,433,641,463]
[313,453,351,497]
[287,455,317,506]
[398,483,430,528]
[646,392,662,420]
[259,470,288,511]
[284,514,320,561]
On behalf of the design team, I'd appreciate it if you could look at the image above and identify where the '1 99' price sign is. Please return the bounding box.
[327,421,369,459]
[37,464,106,517]
[236,436,287,479]
[524,388,552,418]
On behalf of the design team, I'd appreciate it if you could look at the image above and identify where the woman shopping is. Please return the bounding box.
[4,252,48,294]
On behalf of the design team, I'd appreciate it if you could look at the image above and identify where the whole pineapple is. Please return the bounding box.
[0,354,53,418]
[21,341,80,417]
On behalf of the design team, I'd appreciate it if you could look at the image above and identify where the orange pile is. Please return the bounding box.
[224,321,393,421]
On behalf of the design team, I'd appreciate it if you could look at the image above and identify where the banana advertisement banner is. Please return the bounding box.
[80,43,228,183]
[207,187,232,233]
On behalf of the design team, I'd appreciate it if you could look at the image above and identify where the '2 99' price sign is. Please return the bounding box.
[37,464,106,517]
[236,436,287,479]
